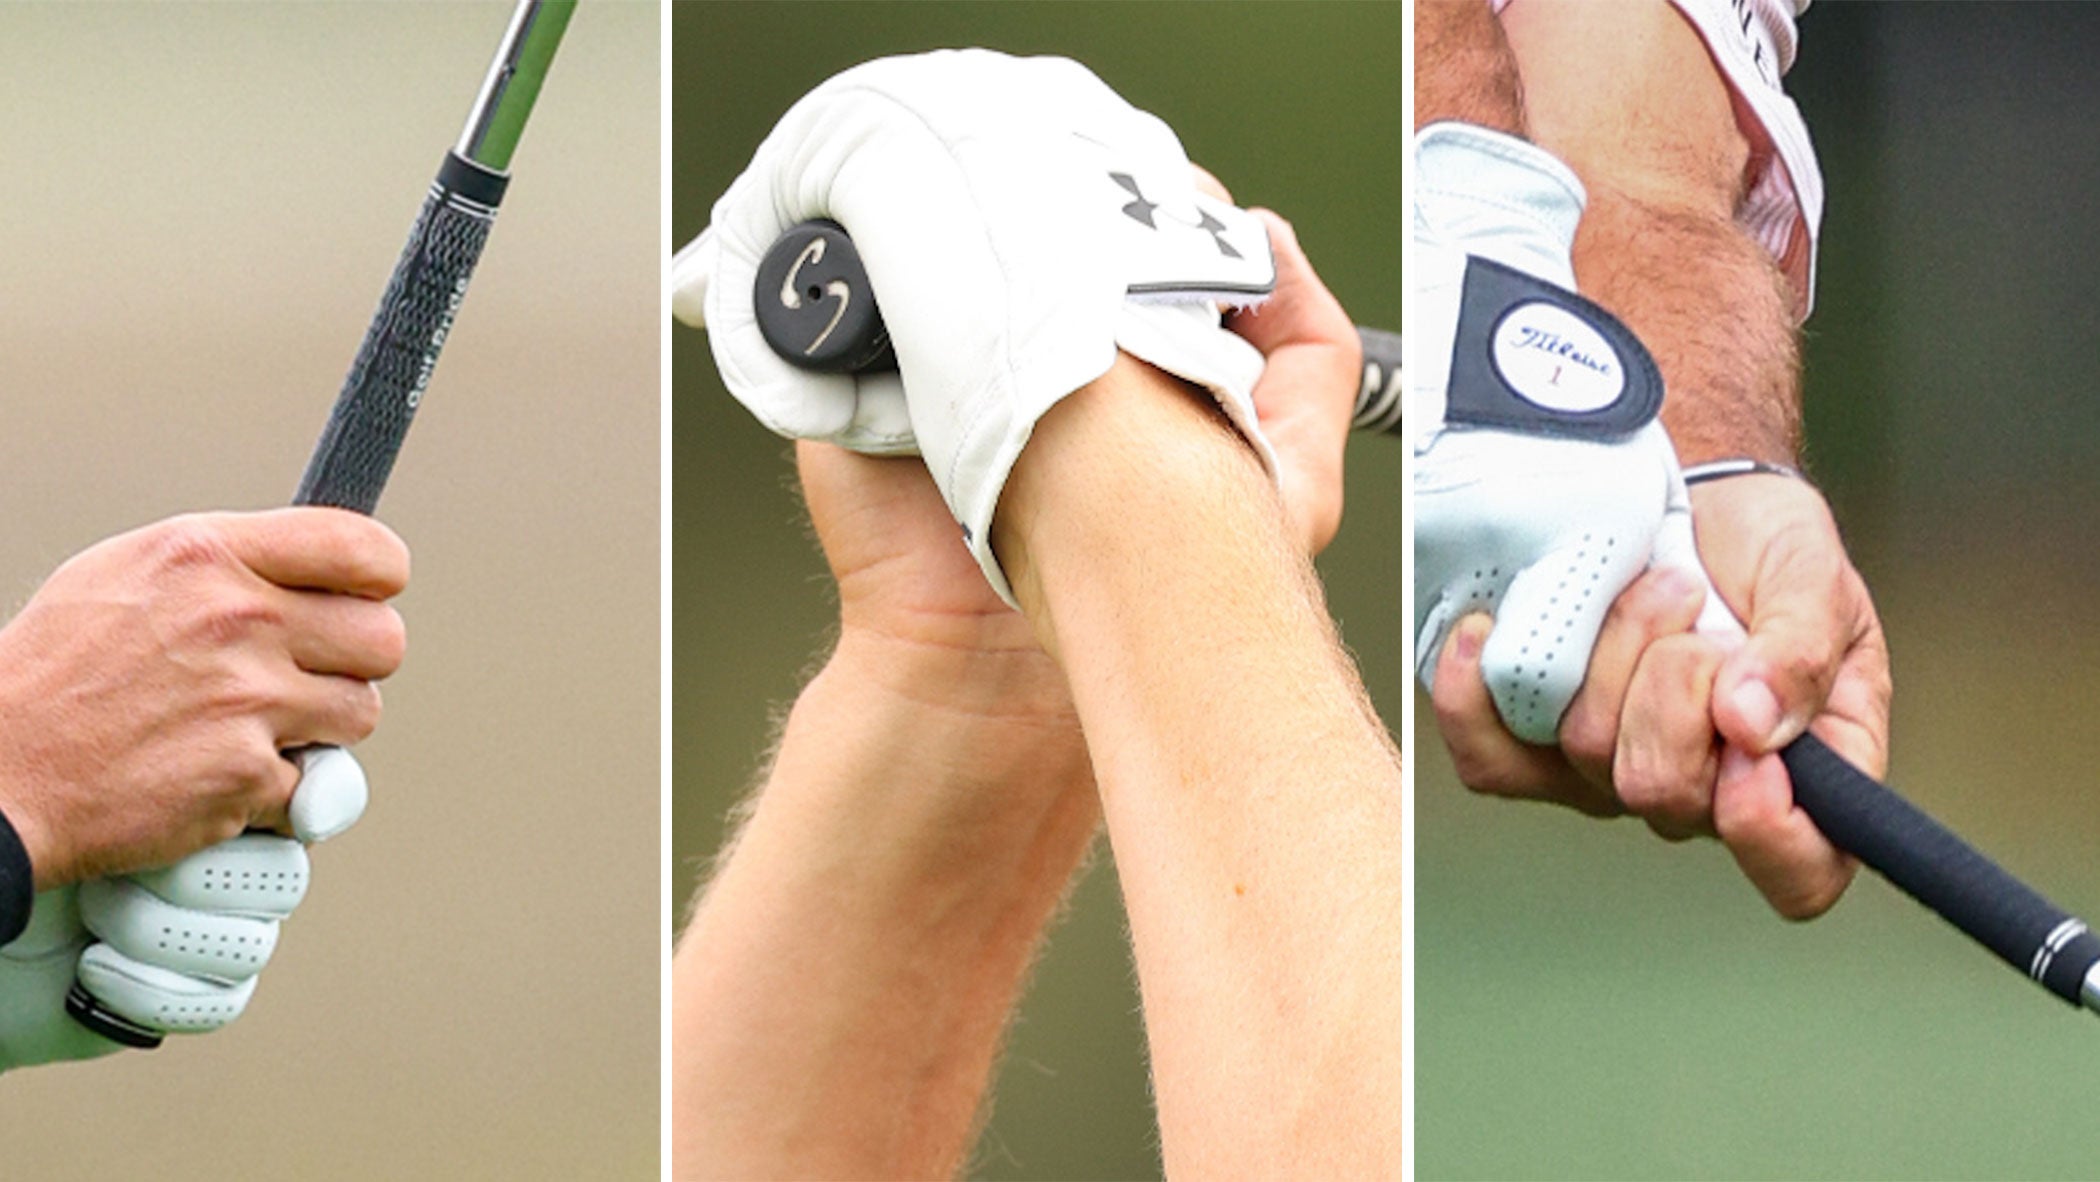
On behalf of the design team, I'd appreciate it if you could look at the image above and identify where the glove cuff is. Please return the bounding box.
[0,807,34,947]
[1414,122,1588,275]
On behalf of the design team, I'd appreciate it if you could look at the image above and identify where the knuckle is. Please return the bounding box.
[342,683,383,742]
[191,591,283,650]
[226,740,285,789]
[145,515,233,573]
[1447,748,1525,799]
[1557,706,1616,770]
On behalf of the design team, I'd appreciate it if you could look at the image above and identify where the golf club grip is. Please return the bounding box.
[1783,732,2100,1005]
[754,221,1403,435]
[1354,326,1403,434]
[294,151,508,512]
[65,154,511,1052]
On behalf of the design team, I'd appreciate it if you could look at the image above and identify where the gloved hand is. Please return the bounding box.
[0,747,366,1068]
[1412,121,1718,744]
[673,49,1280,604]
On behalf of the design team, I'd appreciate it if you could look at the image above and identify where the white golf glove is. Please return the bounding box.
[0,746,366,1067]
[1412,121,1714,745]
[673,49,1279,604]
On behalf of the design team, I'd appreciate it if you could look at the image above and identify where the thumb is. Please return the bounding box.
[286,746,368,844]
[1708,558,1846,756]
[669,226,715,328]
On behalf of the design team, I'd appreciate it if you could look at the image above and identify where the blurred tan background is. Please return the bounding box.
[1415,5,2100,1178]
[673,3,1400,1177]
[0,4,657,1177]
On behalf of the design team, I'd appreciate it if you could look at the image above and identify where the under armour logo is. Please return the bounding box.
[1108,172,1241,259]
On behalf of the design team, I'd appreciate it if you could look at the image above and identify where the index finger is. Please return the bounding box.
[1712,745,1859,919]
[213,508,411,599]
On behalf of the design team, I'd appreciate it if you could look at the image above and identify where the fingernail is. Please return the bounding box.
[1729,680,1782,748]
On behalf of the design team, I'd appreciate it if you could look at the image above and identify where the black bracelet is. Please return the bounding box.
[0,807,33,947]
[1683,458,1806,486]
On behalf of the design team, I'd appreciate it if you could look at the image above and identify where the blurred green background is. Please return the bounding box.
[1416,5,2100,1179]
[0,5,657,1177]
[672,4,1400,1178]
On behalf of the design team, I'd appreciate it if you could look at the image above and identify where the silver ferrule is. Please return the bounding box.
[2084,962,2100,1015]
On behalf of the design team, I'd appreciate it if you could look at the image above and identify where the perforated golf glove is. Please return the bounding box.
[1412,121,1713,744]
[672,49,1279,604]
[0,747,367,1067]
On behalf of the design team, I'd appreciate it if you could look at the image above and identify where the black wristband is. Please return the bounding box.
[1683,458,1806,486]
[0,806,33,946]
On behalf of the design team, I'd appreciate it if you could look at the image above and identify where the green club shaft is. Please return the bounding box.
[456,0,576,171]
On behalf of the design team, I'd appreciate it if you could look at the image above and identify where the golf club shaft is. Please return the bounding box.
[66,0,574,1052]
[296,0,574,512]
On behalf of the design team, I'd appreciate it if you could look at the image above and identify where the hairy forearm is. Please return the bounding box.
[1416,0,1526,132]
[998,358,1405,1177]
[672,631,1099,1180]
[1576,192,1800,465]
[1499,1,1800,465]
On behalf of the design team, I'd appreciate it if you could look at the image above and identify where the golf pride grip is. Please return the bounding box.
[294,152,508,512]
[1783,732,2100,1004]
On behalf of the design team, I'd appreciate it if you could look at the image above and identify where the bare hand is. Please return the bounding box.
[0,509,408,886]
[1193,166,1361,557]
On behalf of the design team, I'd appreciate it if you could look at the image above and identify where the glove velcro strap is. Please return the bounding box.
[0,808,33,948]
[1447,255,1664,442]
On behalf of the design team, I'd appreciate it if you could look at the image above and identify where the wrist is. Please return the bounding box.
[796,633,1091,833]
[828,623,1078,735]
[995,353,1273,657]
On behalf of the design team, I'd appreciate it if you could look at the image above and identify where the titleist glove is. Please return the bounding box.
[672,49,1279,604]
[1412,121,1712,744]
[0,747,367,1068]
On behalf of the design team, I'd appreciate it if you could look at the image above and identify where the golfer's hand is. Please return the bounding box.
[0,509,407,887]
[684,50,1278,605]
[798,441,1073,708]
[1225,205,1361,557]
[1433,475,1888,917]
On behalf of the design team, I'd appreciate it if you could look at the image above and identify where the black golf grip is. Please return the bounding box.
[63,153,510,1052]
[1783,733,2100,1005]
[294,152,508,511]
[754,220,1404,435]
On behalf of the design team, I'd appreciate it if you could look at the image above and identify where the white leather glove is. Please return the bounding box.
[673,49,1279,604]
[0,746,368,1065]
[1412,121,1714,744]
[0,888,124,1069]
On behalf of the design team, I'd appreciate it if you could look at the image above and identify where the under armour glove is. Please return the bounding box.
[1412,121,1712,744]
[672,49,1279,604]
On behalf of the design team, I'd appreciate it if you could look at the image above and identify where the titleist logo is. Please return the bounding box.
[1505,325,1615,378]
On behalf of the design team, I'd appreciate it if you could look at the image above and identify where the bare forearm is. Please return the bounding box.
[1416,0,1526,132]
[1577,194,1800,464]
[1500,1,1799,464]
[999,358,1405,1176]
[672,632,1098,1179]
